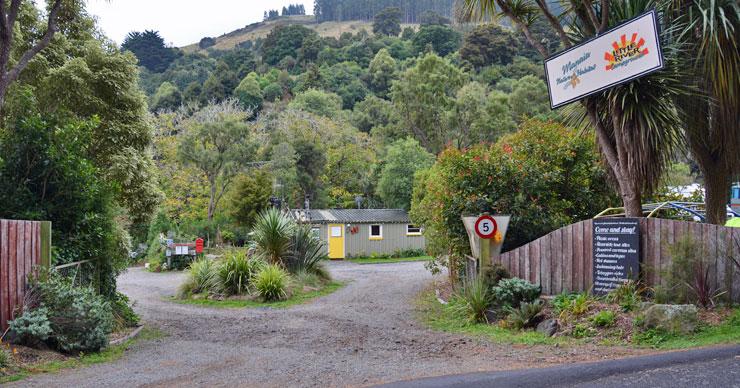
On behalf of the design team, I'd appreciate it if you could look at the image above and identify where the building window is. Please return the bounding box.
[407,224,422,236]
[311,227,321,238]
[369,224,382,240]
[330,226,342,237]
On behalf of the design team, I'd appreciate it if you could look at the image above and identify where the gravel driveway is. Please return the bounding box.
[15,261,648,387]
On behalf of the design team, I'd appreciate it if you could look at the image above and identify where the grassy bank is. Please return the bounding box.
[172,281,345,309]
[0,327,164,384]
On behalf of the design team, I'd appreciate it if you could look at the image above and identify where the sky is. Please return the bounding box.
[84,0,315,47]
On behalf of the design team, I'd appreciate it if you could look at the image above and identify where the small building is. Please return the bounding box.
[294,209,426,259]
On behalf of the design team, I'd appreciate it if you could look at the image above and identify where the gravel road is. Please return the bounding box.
[14,261,648,387]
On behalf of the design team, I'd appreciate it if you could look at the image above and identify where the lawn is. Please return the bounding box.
[171,281,345,308]
[633,308,740,349]
[348,256,433,264]
[0,327,163,384]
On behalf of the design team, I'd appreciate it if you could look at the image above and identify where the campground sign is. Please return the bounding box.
[544,10,664,109]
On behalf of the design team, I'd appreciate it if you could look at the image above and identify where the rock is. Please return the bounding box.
[536,319,559,337]
[642,304,698,334]
[484,309,499,324]
[638,301,655,311]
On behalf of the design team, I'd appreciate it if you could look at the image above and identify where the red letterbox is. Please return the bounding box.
[195,238,204,254]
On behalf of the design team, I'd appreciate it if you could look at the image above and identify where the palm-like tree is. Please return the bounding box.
[459,0,685,217]
[252,208,294,264]
[669,0,739,224]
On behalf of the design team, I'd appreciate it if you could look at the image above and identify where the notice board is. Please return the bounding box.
[592,218,640,295]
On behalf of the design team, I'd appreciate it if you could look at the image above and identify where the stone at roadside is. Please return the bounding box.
[642,304,698,334]
[536,319,559,337]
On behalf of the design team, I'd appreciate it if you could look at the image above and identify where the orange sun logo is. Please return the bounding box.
[604,33,648,70]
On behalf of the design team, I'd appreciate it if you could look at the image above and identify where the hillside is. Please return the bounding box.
[181,15,420,53]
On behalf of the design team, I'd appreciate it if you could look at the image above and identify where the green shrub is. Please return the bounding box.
[552,292,579,315]
[111,292,139,330]
[450,278,492,324]
[180,258,219,297]
[571,323,596,338]
[590,310,617,327]
[606,281,642,312]
[664,235,722,307]
[218,251,264,296]
[252,208,294,264]
[505,300,544,329]
[254,264,290,301]
[482,264,510,287]
[556,292,592,320]
[9,274,113,353]
[491,278,541,309]
[0,347,9,368]
[287,225,329,277]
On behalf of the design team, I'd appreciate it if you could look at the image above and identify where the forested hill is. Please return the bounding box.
[314,0,455,23]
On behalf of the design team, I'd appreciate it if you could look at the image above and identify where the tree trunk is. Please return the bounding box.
[703,164,731,225]
[618,178,643,217]
[207,179,217,222]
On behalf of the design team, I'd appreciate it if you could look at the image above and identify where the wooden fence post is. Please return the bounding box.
[40,221,52,269]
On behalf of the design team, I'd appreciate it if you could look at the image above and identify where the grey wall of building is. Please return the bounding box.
[311,222,426,258]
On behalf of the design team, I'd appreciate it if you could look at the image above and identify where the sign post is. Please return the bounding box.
[474,214,497,275]
[592,218,640,295]
[544,10,664,109]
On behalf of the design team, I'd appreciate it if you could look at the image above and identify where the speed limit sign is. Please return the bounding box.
[474,215,498,239]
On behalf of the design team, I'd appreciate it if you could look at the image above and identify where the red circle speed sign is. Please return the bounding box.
[474,215,498,239]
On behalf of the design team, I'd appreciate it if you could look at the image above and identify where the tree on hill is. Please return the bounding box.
[419,10,450,25]
[151,82,182,112]
[261,24,318,66]
[412,25,461,56]
[373,7,403,37]
[460,25,516,68]
[228,169,273,227]
[377,138,434,210]
[314,0,455,23]
[121,30,179,73]
[199,37,216,49]
[368,48,397,97]
[233,72,263,112]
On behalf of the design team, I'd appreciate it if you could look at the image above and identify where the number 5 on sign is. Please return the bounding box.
[475,215,497,239]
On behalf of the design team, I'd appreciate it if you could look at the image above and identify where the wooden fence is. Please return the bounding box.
[495,218,740,303]
[0,220,52,331]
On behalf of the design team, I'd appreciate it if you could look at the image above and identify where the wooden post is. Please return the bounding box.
[40,221,52,269]
[479,235,490,277]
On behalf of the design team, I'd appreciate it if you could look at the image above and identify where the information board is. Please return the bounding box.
[544,10,664,108]
[592,218,640,295]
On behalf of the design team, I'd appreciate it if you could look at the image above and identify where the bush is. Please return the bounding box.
[663,235,723,307]
[111,292,139,330]
[552,292,578,315]
[0,347,9,368]
[9,274,113,353]
[254,264,289,301]
[252,208,294,264]
[606,281,642,312]
[571,323,596,338]
[450,278,491,324]
[218,251,264,296]
[286,224,329,277]
[505,300,544,329]
[482,264,510,287]
[491,278,541,309]
[590,310,617,327]
[558,293,592,320]
[180,258,219,297]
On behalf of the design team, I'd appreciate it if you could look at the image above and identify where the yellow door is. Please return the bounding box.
[328,224,345,259]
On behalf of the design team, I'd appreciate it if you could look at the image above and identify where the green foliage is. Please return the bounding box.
[261,24,319,66]
[420,10,451,25]
[450,278,492,324]
[491,278,541,309]
[10,274,113,353]
[391,52,467,153]
[288,89,343,118]
[460,25,516,68]
[557,293,592,320]
[287,224,329,277]
[663,235,723,307]
[315,0,454,23]
[412,25,461,56]
[0,347,9,369]
[377,138,434,210]
[263,82,284,102]
[410,120,614,257]
[180,258,219,297]
[505,300,544,330]
[508,75,554,123]
[252,208,295,264]
[606,281,642,312]
[233,72,264,111]
[552,293,579,315]
[571,323,596,338]
[590,310,617,327]
[218,251,263,296]
[150,81,182,112]
[227,169,273,227]
[368,48,397,97]
[373,7,403,37]
[111,292,140,330]
[447,82,516,146]
[122,30,179,73]
[482,264,510,287]
[254,264,290,301]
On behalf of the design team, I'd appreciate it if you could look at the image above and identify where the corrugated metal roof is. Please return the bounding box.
[300,209,411,224]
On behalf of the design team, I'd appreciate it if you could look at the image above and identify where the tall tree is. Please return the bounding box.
[0,0,66,110]
[377,138,435,210]
[461,0,685,217]
[178,100,256,221]
[373,7,403,37]
[121,30,179,73]
[669,0,739,224]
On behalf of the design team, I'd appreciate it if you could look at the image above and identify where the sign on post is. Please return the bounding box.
[475,215,498,239]
[592,218,640,295]
[544,10,664,109]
